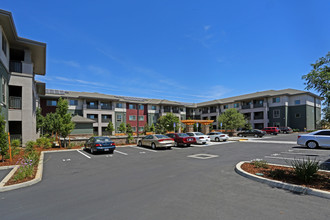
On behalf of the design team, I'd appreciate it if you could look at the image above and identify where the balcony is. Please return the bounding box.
[101,105,112,110]
[9,61,22,73]
[202,110,209,114]
[173,109,179,113]
[164,108,171,113]
[242,105,251,109]
[210,109,217,113]
[254,116,264,120]
[87,105,98,109]
[101,118,112,123]
[9,96,22,109]
[253,103,263,108]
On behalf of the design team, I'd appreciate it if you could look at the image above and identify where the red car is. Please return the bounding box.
[262,127,280,135]
[166,133,196,147]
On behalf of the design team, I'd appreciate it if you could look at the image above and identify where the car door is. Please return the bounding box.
[142,135,151,146]
[314,131,330,147]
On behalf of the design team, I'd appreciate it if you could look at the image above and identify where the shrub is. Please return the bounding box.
[251,159,269,169]
[291,158,320,183]
[292,128,300,132]
[25,141,36,153]
[13,150,40,181]
[268,169,286,179]
[11,139,21,156]
[36,137,52,149]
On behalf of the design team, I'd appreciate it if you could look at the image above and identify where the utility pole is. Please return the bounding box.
[137,103,139,140]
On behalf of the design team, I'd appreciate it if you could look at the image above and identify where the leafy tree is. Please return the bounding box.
[156,113,180,133]
[43,113,57,135]
[244,122,253,130]
[150,123,155,132]
[126,123,134,143]
[118,122,127,133]
[143,123,150,134]
[56,98,75,147]
[0,109,8,162]
[105,121,114,135]
[155,122,165,134]
[217,108,246,131]
[36,107,44,134]
[302,52,330,122]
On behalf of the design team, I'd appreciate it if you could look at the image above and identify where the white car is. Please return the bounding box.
[297,130,330,149]
[186,132,211,144]
[207,132,229,142]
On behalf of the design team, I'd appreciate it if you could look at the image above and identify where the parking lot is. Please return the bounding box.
[0,134,329,220]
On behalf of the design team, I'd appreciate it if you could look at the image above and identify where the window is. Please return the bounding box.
[2,33,7,56]
[132,127,137,132]
[2,78,6,104]
[151,105,157,110]
[129,115,136,121]
[180,107,184,112]
[273,109,280,118]
[138,116,144,121]
[129,104,136,109]
[47,100,57,106]
[315,131,330,136]
[116,103,123,108]
[69,100,78,106]
[138,127,144,132]
[223,105,228,109]
[272,97,280,103]
[295,113,301,118]
[139,105,144,110]
[116,115,122,121]
[234,103,239,108]
[295,100,300,105]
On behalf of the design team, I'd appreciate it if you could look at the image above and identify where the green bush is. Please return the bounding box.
[36,137,52,149]
[251,160,269,169]
[291,158,320,183]
[11,139,21,156]
[24,141,36,153]
[268,169,286,179]
[292,128,300,132]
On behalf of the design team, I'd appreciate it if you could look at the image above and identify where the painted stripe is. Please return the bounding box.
[130,146,157,152]
[114,150,128,155]
[77,150,91,159]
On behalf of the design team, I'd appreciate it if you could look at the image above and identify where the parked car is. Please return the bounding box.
[186,132,211,144]
[84,136,116,154]
[297,130,330,149]
[137,134,174,149]
[166,133,196,147]
[237,129,266,138]
[207,132,229,142]
[262,127,280,135]
[279,127,293,134]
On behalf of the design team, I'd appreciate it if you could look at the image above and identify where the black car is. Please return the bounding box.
[279,127,293,134]
[237,129,265,138]
[84,136,116,154]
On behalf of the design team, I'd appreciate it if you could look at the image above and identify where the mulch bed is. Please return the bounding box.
[5,166,38,186]
[241,163,330,192]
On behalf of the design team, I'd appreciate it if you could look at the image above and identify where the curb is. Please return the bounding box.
[235,161,330,200]
[0,149,80,192]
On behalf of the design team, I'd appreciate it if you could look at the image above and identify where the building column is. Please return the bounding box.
[98,114,102,136]
[187,124,194,132]
[201,124,210,134]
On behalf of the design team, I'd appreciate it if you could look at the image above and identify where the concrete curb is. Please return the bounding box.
[235,161,330,200]
[0,149,80,192]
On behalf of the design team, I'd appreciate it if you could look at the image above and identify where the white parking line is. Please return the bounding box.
[77,150,91,159]
[114,150,128,155]
[129,146,158,153]
[281,152,324,156]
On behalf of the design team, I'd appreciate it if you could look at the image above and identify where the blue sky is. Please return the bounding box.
[2,0,329,102]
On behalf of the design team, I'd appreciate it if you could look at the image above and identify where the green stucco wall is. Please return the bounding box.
[71,123,93,135]
[115,112,126,133]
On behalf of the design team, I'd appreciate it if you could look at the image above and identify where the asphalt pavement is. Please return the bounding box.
[0,134,329,220]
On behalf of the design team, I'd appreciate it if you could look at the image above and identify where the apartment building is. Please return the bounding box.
[40,88,321,137]
[0,9,46,144]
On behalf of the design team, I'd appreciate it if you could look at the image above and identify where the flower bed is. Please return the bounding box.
[241,162,330,192]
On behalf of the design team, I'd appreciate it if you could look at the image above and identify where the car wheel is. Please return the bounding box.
[138,141,142,147]
[238,134,243,137]
[186,144,191,147]
[151,143,156,150]
[215,137,220,142]
[110,150,114,154]
[167,147,172,150]
[254,134,258,138]
[174,142,178,147]
[90,148,94,154]
[306,141,318,149]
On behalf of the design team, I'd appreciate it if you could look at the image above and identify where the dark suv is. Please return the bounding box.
[237,129,266,138]
[279,127,293,134]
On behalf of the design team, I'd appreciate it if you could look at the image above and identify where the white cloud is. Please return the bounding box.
[51,59,80,68]
[204,25,211,31]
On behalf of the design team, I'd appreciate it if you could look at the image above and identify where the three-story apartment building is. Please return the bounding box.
[0,9,46,144]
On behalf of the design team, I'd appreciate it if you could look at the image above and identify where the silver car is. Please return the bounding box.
[207,132,229,142]
[297,130,330,149]
[137,134,175,150]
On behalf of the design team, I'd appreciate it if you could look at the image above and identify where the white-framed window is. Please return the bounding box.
[272,97,280,103]
[129,104,136,109]
[139,105,144,110]
[2,33,7,56]
[69,100,78,106]
[234,103,239,108]
[2,77,6,104]
[295,113,301,118]
[47,100,57,106]
[138,116,144,121]
[116,114,122,121]
[132,126,137,132]
[138,127,144,132]
[295,100,300,105]
[116,103,123,108]
[129,115,136,121]
[223,105,228,109]
[273,109,280,118]
[151,105,157,110]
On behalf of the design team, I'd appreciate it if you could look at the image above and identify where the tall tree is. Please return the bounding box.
[56,98,75,147]
[143,123,150,134]
[156,113,180,133]
[118,122,126,133]
[217,108,246,131]
[0,108,8,162]
[105,121,114,135]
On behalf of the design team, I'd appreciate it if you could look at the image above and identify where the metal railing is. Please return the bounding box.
[253,103,263,108]
[101,118,112,123]
[101,105,112,110]
[242,105,251,109]
[87,105,98,109]
[9,96,22,109]
[9,61,22,73]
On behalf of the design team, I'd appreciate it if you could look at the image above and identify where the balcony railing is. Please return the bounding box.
[9,96,22,109]
[88,118,98,122]
[101,118,112,123]
[202,110,209,114]
[9,61,22,73]
[173,110,179,113]
[242,105,251,109]
[101,105,112,110]
[87,105,98,109]
[164,109,171,112]
[210,109,217,113]
[254,116,264,120]
[253,103,263,108]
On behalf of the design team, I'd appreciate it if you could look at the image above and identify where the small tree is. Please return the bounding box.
[105,121,114,135]
[244,122,253,130]
[150,123,155,132]
[118,122,127,133]
[56,98,75,147]
[0,109,8,162]
[217,109,246,131]
[143,123,150,134]
[155,122,166,134]
[36,107,44,134]
[157,113,180,133]
[126,123,134,143]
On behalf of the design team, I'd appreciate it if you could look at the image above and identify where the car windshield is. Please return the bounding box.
[95,137,111,142]
[195,132,204,136]
[215,132,223,134]
[177,133,189,137]
[155,135,169,139]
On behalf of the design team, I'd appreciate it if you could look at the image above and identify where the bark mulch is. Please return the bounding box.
[241,163,330,192]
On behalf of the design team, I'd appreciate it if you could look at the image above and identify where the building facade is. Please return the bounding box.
[40,88,322,137]
[0,9,46,144]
